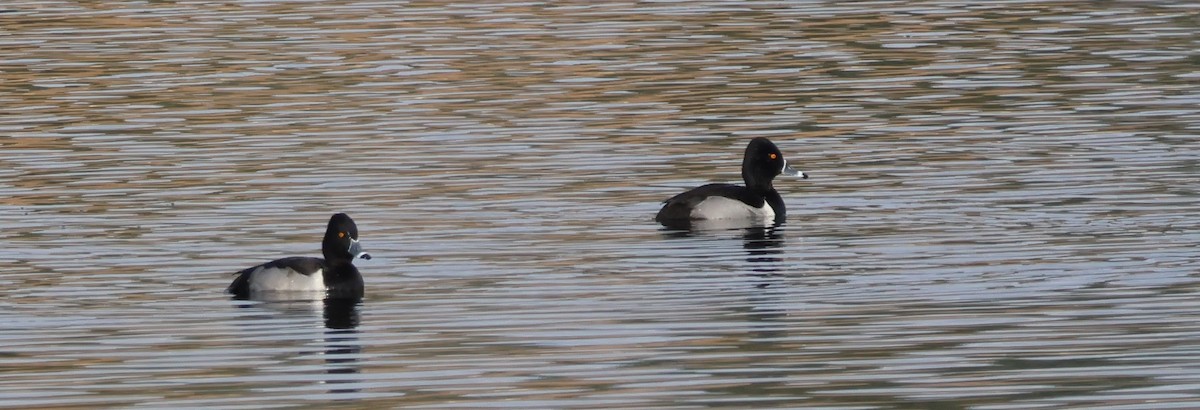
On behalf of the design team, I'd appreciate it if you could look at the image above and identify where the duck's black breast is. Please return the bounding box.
[323,268,364,300]
[655,183,765,222]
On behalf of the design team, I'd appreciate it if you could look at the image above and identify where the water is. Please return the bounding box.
[2,1,1199,408]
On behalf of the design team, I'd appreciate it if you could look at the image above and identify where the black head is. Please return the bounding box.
[741,137,807,189]
[322,213,371,262]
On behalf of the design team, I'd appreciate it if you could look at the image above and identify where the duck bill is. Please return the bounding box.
[348,238,371,260]
[782,160,808,179]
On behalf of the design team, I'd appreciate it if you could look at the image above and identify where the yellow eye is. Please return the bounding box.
[769,153,778,160]
[338,232,346,238]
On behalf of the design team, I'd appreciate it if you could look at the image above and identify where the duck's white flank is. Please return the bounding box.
[248,266,325,293]
[690,196,774,220]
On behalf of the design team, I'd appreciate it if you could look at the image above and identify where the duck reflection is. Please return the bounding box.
[657,216,777,235]
[320,298,362,396]
[740,225,790,328]
[741,224,785,287]
[659,220,791,326]
[658,218,788,285]
[323,297,360,329]
[232,297,364,398]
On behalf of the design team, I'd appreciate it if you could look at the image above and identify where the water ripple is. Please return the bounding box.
[1,1,1199,408]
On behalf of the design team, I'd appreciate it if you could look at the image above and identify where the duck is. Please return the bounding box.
[656,137,807,226]
[227,213,371,300]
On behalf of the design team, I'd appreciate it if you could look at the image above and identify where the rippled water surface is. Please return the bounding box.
[3,1,1200,408]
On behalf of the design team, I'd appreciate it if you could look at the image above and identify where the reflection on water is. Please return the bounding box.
[743,225,786,286]
[1,0,1199,408]
[323,298,361,331]
[660,221,788,287]
[231,298,366,400]
[322,299,362,397]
